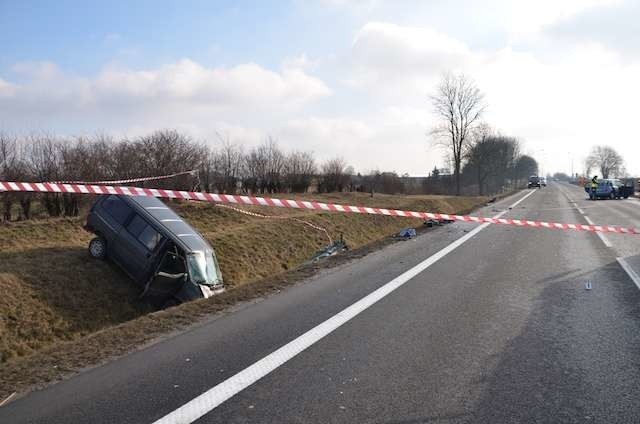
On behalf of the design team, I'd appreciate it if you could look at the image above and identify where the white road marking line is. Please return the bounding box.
[583,215,613,247]
[0,392,16,407]
[617,258,640,291]
[557,185,613,248]
[152,190,537,424]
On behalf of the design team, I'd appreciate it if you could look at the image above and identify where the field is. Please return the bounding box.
[0,192,486,397]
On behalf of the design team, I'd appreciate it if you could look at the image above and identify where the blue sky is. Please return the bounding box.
[1,0,639,175]
[1,1,370,80]
[3,1,301,71]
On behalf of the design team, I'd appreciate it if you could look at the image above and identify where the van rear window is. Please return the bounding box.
[103,195,132,225]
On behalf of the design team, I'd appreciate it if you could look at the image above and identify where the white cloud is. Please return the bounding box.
[282,53,319,72]
[93,59,331,108]
[276,117,373,156]
[273,114,439,174]
[349,22,473,91]
[545,0,639,58]
[1,59,331,120]
[0,78,17,97]
[498,0,623,40]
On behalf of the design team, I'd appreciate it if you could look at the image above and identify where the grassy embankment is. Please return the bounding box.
[0,192,485,398]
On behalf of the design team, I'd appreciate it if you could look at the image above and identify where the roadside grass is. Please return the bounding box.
[0,192,486,399]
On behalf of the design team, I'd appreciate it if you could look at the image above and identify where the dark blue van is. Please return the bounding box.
[84,195,224,307]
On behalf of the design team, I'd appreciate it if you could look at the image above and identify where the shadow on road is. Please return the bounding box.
[467,259,640,423]
[381,411,469,424]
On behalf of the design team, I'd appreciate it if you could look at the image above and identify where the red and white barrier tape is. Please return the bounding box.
[1,181,638,235]
[47,170,197,185]
[215,204,333,244]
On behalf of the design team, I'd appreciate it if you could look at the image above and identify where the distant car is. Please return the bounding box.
[540,177,547,187]
[584,178,633,200]
[528,176,541,188]
[85,194,224,307]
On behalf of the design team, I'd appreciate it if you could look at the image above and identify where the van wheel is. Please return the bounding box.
[89,237,107,259]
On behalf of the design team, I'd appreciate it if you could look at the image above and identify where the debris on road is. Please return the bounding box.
[396,228,417,239]
[424,218,455,227]
[585,282,592,290]
[309,235,349,263]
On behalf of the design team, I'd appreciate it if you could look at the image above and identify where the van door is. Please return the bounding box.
[116,214,164,284]
[144,248,187,300]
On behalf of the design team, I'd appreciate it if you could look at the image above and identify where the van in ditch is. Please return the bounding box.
[84,194,224,307]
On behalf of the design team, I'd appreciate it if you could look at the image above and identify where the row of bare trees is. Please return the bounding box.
[0,130,359,221]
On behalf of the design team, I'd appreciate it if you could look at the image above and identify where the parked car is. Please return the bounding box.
[540,177,547,187]
[583,178,633,200]
[84,194,224,307]
[528,176,541,188]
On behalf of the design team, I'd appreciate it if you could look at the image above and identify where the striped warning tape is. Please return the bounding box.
[214,203,333,244]
[47,170,197,185]
[0,181,638,235]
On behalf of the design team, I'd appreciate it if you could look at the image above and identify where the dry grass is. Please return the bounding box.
[0,192,486,399]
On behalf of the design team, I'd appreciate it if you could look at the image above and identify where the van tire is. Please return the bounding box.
[89,237,107,259]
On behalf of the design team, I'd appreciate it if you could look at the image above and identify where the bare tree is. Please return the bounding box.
[211,133,244,193]
[133,129,204,190]
[24,133,64,217]
[0,132,18,221]
[319,157,350,192]
[242,147,265,194]
[284,150,316,193]
[363,171,404,194]
[466,133,520,195]
[514,155,538,188]
[262,137,286,193]
[430,72,486,195]
[240,137,286,193]
[585,146,624,179]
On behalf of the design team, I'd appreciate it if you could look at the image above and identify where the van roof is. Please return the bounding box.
[121,195,212,253]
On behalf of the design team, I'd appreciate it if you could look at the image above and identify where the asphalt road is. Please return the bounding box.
[2,182,640,424]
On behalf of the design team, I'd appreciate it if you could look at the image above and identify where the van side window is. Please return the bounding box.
[139,226,162,251]
[126,215,147,237]
[159,248,186,275]
[103,195,133,225]
[126,214,163,251]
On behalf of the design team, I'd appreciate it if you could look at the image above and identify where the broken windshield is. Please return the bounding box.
[186,251,222,286]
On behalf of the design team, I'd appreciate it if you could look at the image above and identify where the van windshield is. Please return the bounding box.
[186,251,222,286]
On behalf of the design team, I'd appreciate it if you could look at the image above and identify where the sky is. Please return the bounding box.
[1,0,639,176]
